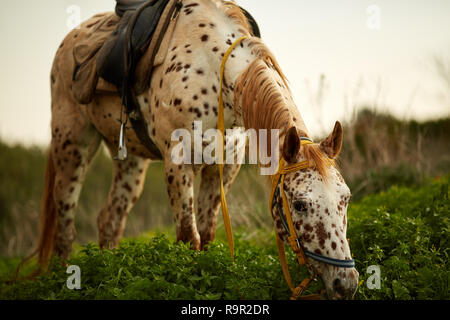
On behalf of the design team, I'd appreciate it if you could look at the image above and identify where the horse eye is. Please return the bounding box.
[293,200,307,212]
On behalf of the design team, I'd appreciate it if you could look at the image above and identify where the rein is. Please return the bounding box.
[217,37,354,300]
[217,35,249,259]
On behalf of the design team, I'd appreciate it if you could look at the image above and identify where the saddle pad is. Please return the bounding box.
[72,1,261,105]
[71,0,171,104]
[72,13,120,104]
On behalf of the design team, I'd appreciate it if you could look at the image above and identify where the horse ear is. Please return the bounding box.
[282,127,300,163]
[320,121,343,159]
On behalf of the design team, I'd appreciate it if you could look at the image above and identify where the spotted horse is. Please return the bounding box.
[33,0,358,299]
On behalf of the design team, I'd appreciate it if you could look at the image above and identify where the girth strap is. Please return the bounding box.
[125,0,182,159]
[97,0,183,159]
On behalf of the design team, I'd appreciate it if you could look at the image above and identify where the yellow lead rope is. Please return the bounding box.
[218,36,248,259]
[217,37,321,299]
[270,149,321,299]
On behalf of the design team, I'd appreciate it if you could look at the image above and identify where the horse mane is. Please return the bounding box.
[220,1,252,36]
[234,54,288,132]
[302,144,336,179]
[225,10,334,178]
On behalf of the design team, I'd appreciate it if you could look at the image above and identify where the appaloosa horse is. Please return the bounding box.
[37,0,358,299]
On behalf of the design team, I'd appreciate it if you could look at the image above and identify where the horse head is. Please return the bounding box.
[271,121,358,299]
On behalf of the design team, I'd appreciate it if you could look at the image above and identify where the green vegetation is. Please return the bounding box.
[339,111,450,201]
[1,111,449,257]
[0,111,448,299]
[0,236,313,300]
[1,176,448,300]
[348,176,449,299]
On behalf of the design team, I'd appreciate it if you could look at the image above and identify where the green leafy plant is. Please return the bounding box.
[349,176,449,299]
[0,176,448,300]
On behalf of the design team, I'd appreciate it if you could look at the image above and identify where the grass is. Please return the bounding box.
[347,175,449,299]
[1,111,449,257]
[1,175,448,300]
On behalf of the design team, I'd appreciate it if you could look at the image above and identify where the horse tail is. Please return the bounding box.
[15,148,57,279]
[37,148,57,268]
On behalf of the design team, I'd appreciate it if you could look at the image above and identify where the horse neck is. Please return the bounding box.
[177,1,310,148]
[226,49,310,155]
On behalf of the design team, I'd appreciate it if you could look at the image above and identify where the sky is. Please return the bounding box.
[0,0,449,145]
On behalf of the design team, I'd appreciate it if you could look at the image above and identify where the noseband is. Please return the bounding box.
[269,138,355,299]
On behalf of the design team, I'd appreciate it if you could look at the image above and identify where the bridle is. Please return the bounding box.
[269,138,355,300]
[217,36,355,300]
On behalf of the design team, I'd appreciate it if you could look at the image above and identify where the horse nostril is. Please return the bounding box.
[333,278,345,298]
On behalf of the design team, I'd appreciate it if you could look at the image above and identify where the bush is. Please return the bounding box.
[1,114,449,256]
[0,234,323,300]
[349,175,449,299]
[0,177,448,300]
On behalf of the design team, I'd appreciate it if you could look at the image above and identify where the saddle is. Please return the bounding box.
[73,0,182,158]
[115,0,148,17]
[72,0,260,159]
[97,0,174,99]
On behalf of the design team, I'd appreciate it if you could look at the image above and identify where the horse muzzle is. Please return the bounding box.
[325,267,359,300]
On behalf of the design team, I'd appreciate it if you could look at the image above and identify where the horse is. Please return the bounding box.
[36,0,358,299]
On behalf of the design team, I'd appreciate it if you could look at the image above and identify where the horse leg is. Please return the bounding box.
[97,151,150,249]
[164,158,200,250]
[50,117,102,261]
[197,163,242,249]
